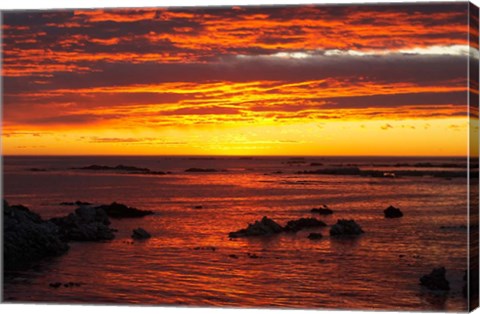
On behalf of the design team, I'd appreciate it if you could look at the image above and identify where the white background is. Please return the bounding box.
[0,0,479,314]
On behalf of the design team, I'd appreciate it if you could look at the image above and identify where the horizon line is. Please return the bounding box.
[1,154,471,158]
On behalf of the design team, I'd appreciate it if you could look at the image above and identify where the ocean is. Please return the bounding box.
[2,156,472,311]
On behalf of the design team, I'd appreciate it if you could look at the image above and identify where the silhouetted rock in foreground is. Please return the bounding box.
[50,207,115,241]
[384,205,403,218]
[95,202,153,218]
[284,218,327,232]
[229,216,284,238]
[311,204,333,215]
[3,200,69,270]
[330,219,364,236]
[131,228,151,240]
[420,267,450,291]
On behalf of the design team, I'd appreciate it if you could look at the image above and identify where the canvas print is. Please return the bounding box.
[1,1,479,312]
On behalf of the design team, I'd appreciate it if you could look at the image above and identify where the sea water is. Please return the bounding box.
[2,156,472,311]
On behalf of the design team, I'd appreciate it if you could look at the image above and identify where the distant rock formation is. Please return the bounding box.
[420,267,450,291]
[330,219,364,236]
[95,202,153,218]
[384,205,403,218]
[229,216,284,238]
[185,168,219,173]
[284,218,327,232]
[73,164,165,175]
[311,204,333,215]
[60,200,92,206]
[3,200,69,270]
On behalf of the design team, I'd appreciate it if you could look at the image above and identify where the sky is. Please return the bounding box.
[1,2,478,156]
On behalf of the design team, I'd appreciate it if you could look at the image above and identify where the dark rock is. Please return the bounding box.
[193,205,203,209]
[3,200,69,270]
[311,204,333,215]
[300,167,361,175]
[330,219,364,236]
[75,164,151,172]
[228,254,239,259]
[28,168,47,172]
[50,206,114,242]
[193,246,216,251]
[60,200,92,206]
[131,228,151,240]
[420,267,450,291]
[307,233,323,240]
[384,205,403,218]
[185,168,218,173]
[229,216,284,238]
[284,217,327,232]
[95,202,153,218]
[49,282,62,288]
[310,163,323,166]
[141,171,166,175]
[247,253,260,259]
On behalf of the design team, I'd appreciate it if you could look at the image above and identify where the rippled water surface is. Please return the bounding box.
[2,156,471,311]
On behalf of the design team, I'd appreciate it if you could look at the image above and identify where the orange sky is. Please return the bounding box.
[2,3,478,156]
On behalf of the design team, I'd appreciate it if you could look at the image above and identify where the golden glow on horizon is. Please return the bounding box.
[2,118,470,156]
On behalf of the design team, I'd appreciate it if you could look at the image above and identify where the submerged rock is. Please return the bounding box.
[311,204,333,215]
[50,206,115,242]
[307,233,323,240]
[131,228,151,240]
[229,216,284,238]
[329,219,364,236]
[3,200,69,270]
[284,218,327,232]
[420,267,450,291]
[384,205,403,218]
[95,202,153,218]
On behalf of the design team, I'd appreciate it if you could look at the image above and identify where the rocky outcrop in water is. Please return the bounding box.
[50,206,115,241]
[75,164,150,172]
[420,267,450,291]
[229,216,284,238]
[185,168,219,173]
[384,205,403,218]
[284,218,327,232]
[330,219,364,236]
[60,200,92,206]
[3,200,69,270]
[131,228,151,240]
[73,165,165,175]
[311,204,333,215]
[95,202,154,218]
